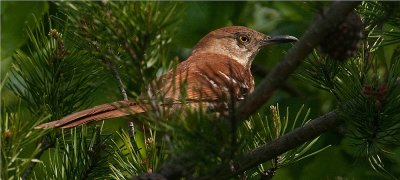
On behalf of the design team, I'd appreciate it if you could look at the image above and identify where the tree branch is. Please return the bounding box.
[103,59,129,101]
[236,1,361,121]
[204,111,341,179]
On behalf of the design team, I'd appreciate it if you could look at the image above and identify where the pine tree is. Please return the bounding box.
[2,1,399,179]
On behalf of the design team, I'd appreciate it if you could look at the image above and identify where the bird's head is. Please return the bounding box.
[191,26,298,69]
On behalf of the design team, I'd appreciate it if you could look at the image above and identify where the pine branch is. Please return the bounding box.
[1,107,50,180]
[7,16,104,179]
[204,111,340,179]
[146,111,341,179]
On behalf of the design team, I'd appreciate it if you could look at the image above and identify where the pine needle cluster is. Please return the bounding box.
[297,2,400,176]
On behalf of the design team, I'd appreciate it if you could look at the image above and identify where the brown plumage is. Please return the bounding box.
[35,26,297,129]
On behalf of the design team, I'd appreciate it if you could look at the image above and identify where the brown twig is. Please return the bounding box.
[103,59,129,101]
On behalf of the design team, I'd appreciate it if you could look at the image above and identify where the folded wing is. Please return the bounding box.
[34,100,146,129]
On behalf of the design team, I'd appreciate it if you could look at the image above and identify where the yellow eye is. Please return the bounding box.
[239,35,250,43]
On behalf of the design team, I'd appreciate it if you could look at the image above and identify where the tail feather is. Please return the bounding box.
[35,100,147,129]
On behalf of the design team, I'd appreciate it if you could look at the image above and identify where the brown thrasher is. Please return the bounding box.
[35,26,297,129]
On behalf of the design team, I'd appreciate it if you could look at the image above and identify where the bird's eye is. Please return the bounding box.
[239,35,250,43]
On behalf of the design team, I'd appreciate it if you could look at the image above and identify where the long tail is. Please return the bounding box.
[34,100,147,129]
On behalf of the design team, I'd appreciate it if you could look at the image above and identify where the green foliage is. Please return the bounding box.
[4,5,106,179]
[359,1,400,30]
[359,2,400,51]
[7,18,103,119]
[1,102,49,180]
[297,51,343,94]
[157,109,235,177]
[299,50,400,177]
[242,105,330,178]
[297,4,400,175]
[338,53,400,178]
[55,1,181,95]
[39,125,110,180]
[3,1,182,179]
[109,128,164,179]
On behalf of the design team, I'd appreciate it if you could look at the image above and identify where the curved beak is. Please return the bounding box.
[262,35,298,46]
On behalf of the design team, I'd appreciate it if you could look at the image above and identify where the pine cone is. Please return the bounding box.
[318,10,363,61]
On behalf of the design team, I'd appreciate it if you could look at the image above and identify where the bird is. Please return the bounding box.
[35,26,297,129]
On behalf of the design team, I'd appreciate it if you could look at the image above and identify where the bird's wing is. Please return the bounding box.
[154,53,254,103]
